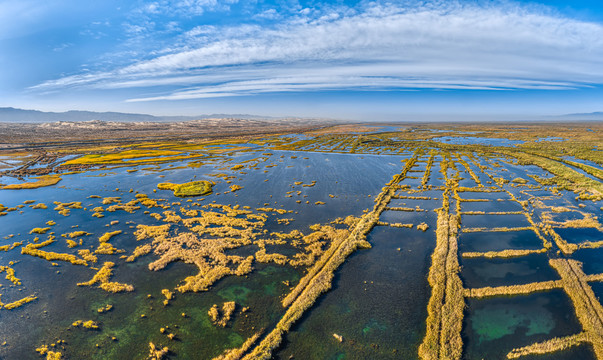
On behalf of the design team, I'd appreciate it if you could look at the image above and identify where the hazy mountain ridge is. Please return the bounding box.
[0,107,277,123]
[557,112,603,120]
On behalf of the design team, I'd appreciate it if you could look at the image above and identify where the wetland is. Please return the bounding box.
[0,121,601,360]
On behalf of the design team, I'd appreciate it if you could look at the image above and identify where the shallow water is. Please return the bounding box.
[460,253,559,288]
[554,227,603,244]
[458,191,511,201]
[463,290,583,359]
[275,225,435,360]
[461,213,532,228]
[427,136,524,146]
[459,230,544,253]
[460,200,524,213]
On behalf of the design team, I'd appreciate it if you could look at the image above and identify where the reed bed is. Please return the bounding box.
[21,239,88,266]
[421,150,436,189]
[507,333,587,359]
[419,158,464,360]
[455,155,482,187]
[461,226,534,233]
[2,175,62,190]
[461,248,546,259]
[464,280,561,298]
[0,294,37,310]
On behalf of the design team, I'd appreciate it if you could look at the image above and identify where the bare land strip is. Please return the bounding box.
[0,118,335,152]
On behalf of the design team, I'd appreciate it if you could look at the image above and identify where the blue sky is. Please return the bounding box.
[1,0,603,120]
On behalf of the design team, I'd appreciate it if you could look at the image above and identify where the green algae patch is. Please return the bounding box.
[218,285,252,303]
[362,318,388,336]
[471,304,554,343]
[158,181,213,197]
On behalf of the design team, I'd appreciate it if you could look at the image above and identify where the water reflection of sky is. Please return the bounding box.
[423,136,525,146]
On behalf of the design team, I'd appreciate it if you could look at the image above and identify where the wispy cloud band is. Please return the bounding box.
[30,1,603,101]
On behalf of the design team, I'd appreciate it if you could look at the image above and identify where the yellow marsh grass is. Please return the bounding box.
[455,155,482,187]
[465,280,561,299]
[421,150,437,189]
[63,149,183,165]
[1,294,37,310]
[507,332,587,359]
[2,175,61,190]
[461,248,546,259]
[157,180,213,197]
[21,240,87,266]
[419,210,464,360]
[213,332,262,360]
[420,155,464,360]
[461,226,534,233]
[77,261,134,293]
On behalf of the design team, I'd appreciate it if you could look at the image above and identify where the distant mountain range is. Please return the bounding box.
[0,107,276,123]
[557,112,603,120]
[2,106,600,124]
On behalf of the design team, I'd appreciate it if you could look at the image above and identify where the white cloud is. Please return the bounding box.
[30,1,603,100]
[52,42,73,52]
[253,8,280,20]
[138,0,239,16]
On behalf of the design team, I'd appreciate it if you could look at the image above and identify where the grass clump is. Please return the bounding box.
[0,266,21,285]
[30,227,51,234]
[77,261,134,293]
[148,342,169,360]
[209,301,237,327]
[0,241,22,252]
[126,244,152,262]
[62,231,90,238]
[417,222,429,231]
[1,294,37,310]
[229,184,243,192]
[21,240,88,266]
[98,230,122,243]
[36,345,63,360]
[158,181,213,197]
[72,320,100,330]
[95,230,123,254]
